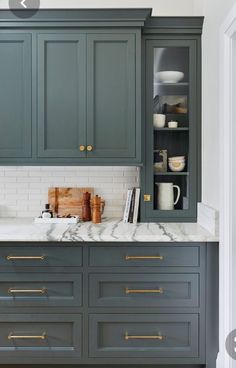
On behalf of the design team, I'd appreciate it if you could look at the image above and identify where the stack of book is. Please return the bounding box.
[123,187,141,224]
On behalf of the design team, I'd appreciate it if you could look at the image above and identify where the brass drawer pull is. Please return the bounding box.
[8,332,47,340]
[6,255,45,261]
[125,288,164,294]
[125,255,164,261]
[8,288,46,294]
[124,332,163,341]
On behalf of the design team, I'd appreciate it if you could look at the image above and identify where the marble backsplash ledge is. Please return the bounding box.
[0,166,140,218]
[198,203,219,236]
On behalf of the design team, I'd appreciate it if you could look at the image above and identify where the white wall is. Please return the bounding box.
[0,0,196,16]
[202,0,236,210]
[194,0,204,15]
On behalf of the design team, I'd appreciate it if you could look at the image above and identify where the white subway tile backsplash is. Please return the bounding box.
[1,177,17,183]
[12,183,29,189]
[0,166,139,218]
[17,177,39,183]
[89,177,113,183]
[4,189,17,194]
[5,171,28,177]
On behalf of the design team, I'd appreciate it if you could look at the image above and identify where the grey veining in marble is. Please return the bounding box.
[0,218,218,242]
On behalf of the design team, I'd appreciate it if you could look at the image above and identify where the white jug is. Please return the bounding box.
[156,182,181,210]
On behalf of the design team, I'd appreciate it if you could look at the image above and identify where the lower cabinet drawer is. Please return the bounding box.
[0,273,82,307]
[89,273,199,308]
[89,245,200,267]
[0,314,81,358]
[0,246,82,270]
[89,314,199,358]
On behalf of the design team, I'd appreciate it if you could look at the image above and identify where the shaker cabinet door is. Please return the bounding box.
[86,34,136,159]
[0,34,31,158]
[37,34,86,158]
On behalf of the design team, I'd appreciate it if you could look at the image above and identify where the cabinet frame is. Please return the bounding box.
[141,34,202,222]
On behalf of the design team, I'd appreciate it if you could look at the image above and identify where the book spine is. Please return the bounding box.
[129,188,136,223]
[133,188,141,224]
[123,189,133,223]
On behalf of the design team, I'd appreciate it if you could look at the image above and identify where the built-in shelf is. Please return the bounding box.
[154,172,189,176]
[158,113,188,117]
[154,82,189,86]
[154,128,189,131]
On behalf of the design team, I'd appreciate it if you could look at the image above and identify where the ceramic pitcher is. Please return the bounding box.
[156,182,181,210]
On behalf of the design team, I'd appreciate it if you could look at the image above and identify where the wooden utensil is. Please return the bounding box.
[48,187,94,217]
[92,195,102,224]
[82,192,92,222]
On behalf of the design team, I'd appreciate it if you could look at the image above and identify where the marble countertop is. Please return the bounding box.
[0,218,218,242]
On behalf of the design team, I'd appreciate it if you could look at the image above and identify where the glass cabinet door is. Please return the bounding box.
[143,39,198,221]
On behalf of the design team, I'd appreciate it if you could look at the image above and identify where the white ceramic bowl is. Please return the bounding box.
[168,156,185,162]
[168,161,186,172]
[168,121,178,128]
[156,71,184,84]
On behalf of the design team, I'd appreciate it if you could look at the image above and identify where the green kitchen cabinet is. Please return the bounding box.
[37,34,87,158]
[0,34,32,158]
[0,241,218,368]
[141,17,203,222]
[0,9,148,165]
[37,32,140,162]
[38,32,139,161]
[86,33,137,160]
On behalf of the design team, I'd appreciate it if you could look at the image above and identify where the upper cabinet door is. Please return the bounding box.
[86,34,136,159]
[37,34,86,158]
[0,34,31,158]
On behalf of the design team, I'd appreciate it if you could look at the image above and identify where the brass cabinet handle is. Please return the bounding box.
[125,255,164,261]
[124,332,163,341]
[8,332,46,340]
[86,145,93,152]
[125,288,164,294]
[8,288,46,294]
[6,255,45,261]
[144,194,152,202]
[79,145,86,152]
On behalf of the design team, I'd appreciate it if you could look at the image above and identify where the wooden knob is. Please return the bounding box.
[87,145,93,152]
[79,145,86,152]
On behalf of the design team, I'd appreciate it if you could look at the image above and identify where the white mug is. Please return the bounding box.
[156,182,181,210]
[153,114,166,128]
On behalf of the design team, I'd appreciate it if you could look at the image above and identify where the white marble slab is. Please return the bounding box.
[0,218,218,242]
[0,218,69,242]
[198,203,219,236]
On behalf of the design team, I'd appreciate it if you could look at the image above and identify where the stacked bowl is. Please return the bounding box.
[168,156,186,172]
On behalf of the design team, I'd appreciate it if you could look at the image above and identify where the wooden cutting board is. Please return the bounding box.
[48,187,95,217]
